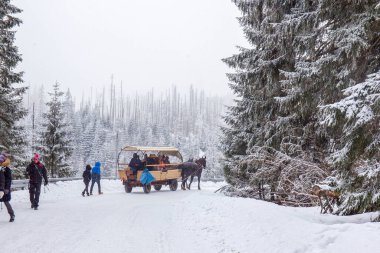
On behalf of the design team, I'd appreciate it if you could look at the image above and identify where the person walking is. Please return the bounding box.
[90,161,102,195]
[0,155,15,222]
[0,168,4,199]
[0,156,5,211]
[82,164,92,196]
[26,154,48,210]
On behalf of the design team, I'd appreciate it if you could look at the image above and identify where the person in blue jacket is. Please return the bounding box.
[90,162,103,195]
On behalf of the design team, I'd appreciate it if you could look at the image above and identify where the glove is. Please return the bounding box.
[44,181,48,186]
[4,189,9,194]
[0,191,4,199]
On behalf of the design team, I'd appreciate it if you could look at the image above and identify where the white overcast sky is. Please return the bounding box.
[13,0,248,99]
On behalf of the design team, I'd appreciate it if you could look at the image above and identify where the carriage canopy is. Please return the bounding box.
[119,146,183,162]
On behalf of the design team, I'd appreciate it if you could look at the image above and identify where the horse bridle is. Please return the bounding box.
[195,158,206,170]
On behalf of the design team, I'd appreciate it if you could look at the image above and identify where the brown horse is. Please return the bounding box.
[179,156,206,190]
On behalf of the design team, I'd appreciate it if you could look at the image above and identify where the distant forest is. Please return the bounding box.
[21,81,228,179]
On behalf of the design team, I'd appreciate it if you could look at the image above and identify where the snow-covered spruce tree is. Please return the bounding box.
[321,72,380,217]
[281,0,380,212]
[223,0,380,204]
[309,1,380,217]
[222,0,331,203]
[0,0,27,174]
[39,83,73,178]
[224,1,380,210]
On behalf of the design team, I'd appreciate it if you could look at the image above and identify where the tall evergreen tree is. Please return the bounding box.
[222,0,380,207]
[39,83,73,178]
[0,0,27,168]
[315,2,380,217]
[222,0,326,201]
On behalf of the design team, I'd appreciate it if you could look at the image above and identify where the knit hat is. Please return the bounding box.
[33,153,40,162]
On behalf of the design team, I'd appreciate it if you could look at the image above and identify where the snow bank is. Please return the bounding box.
[0,180,379,253]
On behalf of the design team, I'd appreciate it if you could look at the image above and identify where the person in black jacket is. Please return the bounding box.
[0,153,7,201]
[129,153,143,174]
[0,165,5,202]
[0,157,15,222]
[26,154,48,210]
[82,164,92,197]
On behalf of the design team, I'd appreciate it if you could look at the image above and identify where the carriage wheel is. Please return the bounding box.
[143,184,151,194]
[154,185,162,191]
[169,180,178,191]
[125,183,133,193]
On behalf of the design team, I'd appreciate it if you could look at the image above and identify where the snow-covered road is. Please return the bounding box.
[1,180,379,253]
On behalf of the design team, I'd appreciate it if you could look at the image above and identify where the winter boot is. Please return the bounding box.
[10,215,15,222]
[87,193,90,196]
[82,191,85,197]
[34,206,38,210]
[99,192,103,195]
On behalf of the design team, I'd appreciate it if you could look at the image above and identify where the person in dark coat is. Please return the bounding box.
[26,154,48,210]
[0,164,5,202]
[0,157,15,222]
[163,155,170,164]
[90,161,102,195]
[129,153,143,174]
[147,154,159,170]
[82,164,92,197]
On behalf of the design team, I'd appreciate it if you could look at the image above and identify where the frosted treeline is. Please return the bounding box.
[22,84,227,179]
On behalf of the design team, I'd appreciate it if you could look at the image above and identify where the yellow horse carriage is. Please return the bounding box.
[117,146,183,193]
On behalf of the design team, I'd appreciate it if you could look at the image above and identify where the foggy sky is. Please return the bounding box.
[13,0,248,99]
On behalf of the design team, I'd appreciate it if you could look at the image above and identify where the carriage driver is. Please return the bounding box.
[129,153,143,175]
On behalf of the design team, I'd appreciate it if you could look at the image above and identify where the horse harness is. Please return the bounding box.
[182,163,204,182]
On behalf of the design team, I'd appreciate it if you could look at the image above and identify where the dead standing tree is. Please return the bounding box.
[231,146,329,206]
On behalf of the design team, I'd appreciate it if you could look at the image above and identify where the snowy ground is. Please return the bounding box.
[0,180,379,253]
